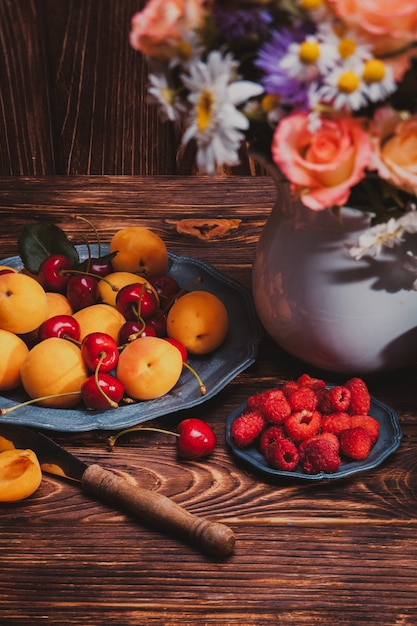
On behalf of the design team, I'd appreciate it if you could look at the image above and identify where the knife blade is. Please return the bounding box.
[0,423,235,557]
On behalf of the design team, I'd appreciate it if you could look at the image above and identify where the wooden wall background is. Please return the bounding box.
[0,0,258,177]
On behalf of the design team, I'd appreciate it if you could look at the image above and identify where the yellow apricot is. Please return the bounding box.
[20,337,88,408]
[167,290,229,355]
[0,272,48,334]
[45,292,73,318]
[117,336,183,400]
[109,226,168,278]
[0,449,42,502]
[0,265,17,273]
[73,303,126,342]
[0,329,30,391]
[98,271,159,308]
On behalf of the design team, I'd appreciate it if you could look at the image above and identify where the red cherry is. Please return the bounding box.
[150,274,180,308]
[164,337,187,362]
[66,275,99,311]
[78,257,114,277]
[118,321,156,344]
[116,283,158,321]
[81,373,124,410]
[38,314,81,342]
[148,310,167,337]
[176,418,217,459]
[38,254,73,293]
[81,332,119,373]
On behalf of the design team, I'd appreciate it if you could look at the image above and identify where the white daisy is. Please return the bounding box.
[148,72,183,123]
[181,51,264,175]
[317,23,373,66]
[317,66,369,111]
[346,218,406,260]
[279,35,338,82]
[169,32,204,69]
[362,59,396,103]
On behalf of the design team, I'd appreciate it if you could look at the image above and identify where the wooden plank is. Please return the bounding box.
[1,176,417,625]
[0,0,54,174]
[41,0,181,175]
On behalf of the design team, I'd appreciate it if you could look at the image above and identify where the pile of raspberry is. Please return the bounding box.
[230,373,379,475]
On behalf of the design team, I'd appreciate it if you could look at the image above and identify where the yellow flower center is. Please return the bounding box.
[176,40,193,62]
[161,88,174,106]
[337,70,360,93]
[197,91,214,132]
[299,0,323,10]
[338,38,356,59]
[363,59,386,83]
[262,94,280,113]
[299,41,320,64]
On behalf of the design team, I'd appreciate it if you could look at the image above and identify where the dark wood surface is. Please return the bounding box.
[1,176,417,625]
[0,0,258,177]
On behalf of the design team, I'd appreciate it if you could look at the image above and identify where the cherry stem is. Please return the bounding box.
[62,268,118,291]
[183,361,206,395]
[107,426,179,450]
[94,354,119,409]
[162,276,204,313]
[0,391,81,415]
[71,214,102,257]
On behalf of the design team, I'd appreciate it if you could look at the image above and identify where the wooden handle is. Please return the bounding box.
[81,464,235,557]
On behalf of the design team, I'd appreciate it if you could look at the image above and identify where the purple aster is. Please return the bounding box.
[255,24,315,110]
[213,8,272,44]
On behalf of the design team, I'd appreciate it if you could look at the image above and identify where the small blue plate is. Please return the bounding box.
[0,245,263,432]
[226,393,402,481]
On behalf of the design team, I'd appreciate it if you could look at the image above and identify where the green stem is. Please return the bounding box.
[107,426,179,450]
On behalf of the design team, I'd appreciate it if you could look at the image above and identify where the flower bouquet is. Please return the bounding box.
[129,1,417,267]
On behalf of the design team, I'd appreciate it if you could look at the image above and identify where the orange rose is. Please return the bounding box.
[371,107,417,196]
[328,0,417,57]
[271,113,372,210]
[129,0,206,61]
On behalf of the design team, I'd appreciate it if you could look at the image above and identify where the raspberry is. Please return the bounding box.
[340,427,372,460]
[321,412,351,437]
[302,439,341,474]
[287,386,318,412]
[350,414,379,444]
[259,425,287,456]
[326,385,351,411]
[247,389,291,424]
[298,432,340,460]
[281,380,299,398]
[265,437,299,472]
[345,377,371,415]
[284,409,321,442]
[297,373,326,392]
[231,411,266,448]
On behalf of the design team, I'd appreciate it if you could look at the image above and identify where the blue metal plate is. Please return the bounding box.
[0,245,263,432]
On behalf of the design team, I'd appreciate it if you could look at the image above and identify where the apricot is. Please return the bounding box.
[0,272,48,334]
[73,303,126,342]
[109,226,168,278]
[45,292,73,318]
[20,337,88,408]
[117,336,183,400]
[98,271,158,308]
[0,329,30,391]
[0,449,42,501]
[167,290,229,355]
[0,265,17,273]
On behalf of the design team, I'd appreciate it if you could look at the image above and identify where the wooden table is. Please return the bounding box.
[1,176,417,625]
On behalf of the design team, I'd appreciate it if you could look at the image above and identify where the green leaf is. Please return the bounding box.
[17,223,80,274]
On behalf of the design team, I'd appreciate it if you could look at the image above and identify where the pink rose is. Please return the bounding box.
[129,0,206,61]
[271,113,372,211]
[371,107,417,196]
[328,0,417,57]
